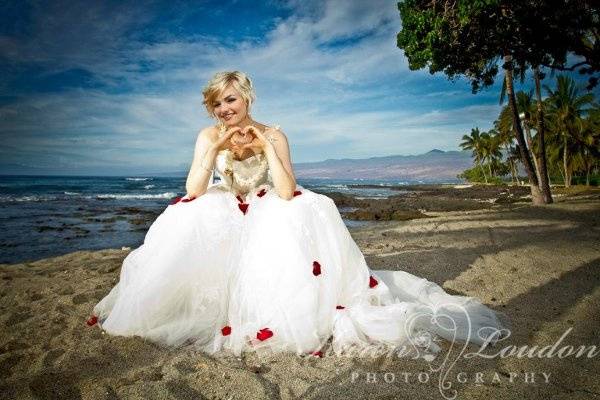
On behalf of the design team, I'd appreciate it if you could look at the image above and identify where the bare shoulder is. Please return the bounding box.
[263,124,289,142]
[197,125,219,143]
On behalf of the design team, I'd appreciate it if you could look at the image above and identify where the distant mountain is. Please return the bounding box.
[138,149,473,180]
[1,150,474,180]
[293,149,472,182]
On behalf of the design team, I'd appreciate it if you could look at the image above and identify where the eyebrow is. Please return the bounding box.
[214,95,236,104]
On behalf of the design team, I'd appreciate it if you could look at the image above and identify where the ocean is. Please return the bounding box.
[0,175,424,264]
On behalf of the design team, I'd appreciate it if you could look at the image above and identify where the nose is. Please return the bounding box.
[220,105,231,115]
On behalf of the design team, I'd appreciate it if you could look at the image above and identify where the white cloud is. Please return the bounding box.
[1,0,503,174]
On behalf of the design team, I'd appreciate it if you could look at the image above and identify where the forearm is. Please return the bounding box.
[263,143,296,200]
[185,147,218,197]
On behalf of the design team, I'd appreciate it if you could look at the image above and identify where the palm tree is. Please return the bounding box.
[480,129,503,179]
[545,75,595,187]
[502,55,544,203]
[532,66,553,203]
[506,144,522,185]
[573,107,600,186]
[460,127,488,183]
[516,90,542,184]
[494,114,515,165]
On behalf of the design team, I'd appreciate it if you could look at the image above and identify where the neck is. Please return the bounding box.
[231,115,254,129]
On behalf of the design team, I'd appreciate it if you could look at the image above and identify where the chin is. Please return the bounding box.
[223,117,238,125]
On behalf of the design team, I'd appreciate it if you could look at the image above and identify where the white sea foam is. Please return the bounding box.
[125,177,152,181]
[95,192,177,200]
[0,195,58,202]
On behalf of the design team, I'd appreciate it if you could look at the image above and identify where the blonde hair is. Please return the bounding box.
[202,71,256,121]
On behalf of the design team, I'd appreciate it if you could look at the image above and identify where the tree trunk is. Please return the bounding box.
[504,55,544,204]
[482,165,488,184]
[533,67,553,203]
[477,158,488,184]
[558,163,565,184]
[586,166,590,186]
[488,162,493,180]
[524,124,542,184]
[505,144,516,185]
[563,135,570,188]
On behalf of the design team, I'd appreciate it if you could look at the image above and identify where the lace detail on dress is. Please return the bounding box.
[212,124,277,194]
[215,151,270,194]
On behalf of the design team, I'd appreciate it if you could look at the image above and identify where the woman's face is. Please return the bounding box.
[212,85,248,126]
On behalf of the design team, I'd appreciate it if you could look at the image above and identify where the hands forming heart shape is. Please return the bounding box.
[229,125,267,159]
[230,130,254,147]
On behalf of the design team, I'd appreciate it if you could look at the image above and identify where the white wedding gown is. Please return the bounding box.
[92,131,509,358]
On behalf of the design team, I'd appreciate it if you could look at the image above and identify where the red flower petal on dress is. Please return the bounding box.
[221,326,232,336]
[336,305,345,310]
[312,261,321,276]
[312,351,323,358]
[170,196,182,205]
[181,196,196,203]
[369,276,378,288]
[86,315,98,326]
[236,194,244,203]
[238,203,249,214]
[293,190,302,197]
[257,188,267,197]
[256,328,273,341]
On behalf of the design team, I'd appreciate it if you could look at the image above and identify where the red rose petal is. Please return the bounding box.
[369,276,378,288]
[312,351,323,358]
[221,326,231,336]
[181,196,196,203]
[293,190,302,197]
[236,194,244,203]
[256,327,273,341]
[257,188,267,197]
[312,261,321,276]
[86,315,98,326]
[336,305,345,310]
[170,196,182,205]
[238,203,249,214]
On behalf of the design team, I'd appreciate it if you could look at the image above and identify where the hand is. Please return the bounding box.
[211,126,242,153]
[239,125,277,155]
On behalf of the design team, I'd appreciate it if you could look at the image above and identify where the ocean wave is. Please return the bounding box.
[64,191,80,195]
[125,177,153,181]
[323,184,349,188]
[95,192,177,200]
[143,185,155,189]
[0,195,59,202]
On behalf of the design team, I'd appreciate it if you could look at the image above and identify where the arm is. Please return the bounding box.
[262,128,297,200]
[185,127,218,198]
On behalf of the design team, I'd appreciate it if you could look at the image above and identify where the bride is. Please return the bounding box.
[89,71,509,358]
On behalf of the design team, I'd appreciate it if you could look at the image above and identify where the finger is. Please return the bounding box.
[243,125,262,137]
[225,126,242,137]
[252,127,266,139]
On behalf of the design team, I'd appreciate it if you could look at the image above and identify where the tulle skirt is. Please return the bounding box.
[93,182,509,358]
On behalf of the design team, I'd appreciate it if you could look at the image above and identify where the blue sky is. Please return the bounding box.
[0,0,584,175]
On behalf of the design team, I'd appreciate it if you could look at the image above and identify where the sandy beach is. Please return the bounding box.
[1,186,599,399]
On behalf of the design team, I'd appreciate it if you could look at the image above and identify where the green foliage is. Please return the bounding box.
[464,75,600,186]
[396,0,600,91]
[457,164,504,184]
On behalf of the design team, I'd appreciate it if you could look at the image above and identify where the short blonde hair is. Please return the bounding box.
[202,71,256,119]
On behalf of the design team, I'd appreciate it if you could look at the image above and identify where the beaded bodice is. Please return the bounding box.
[214,151,271,194]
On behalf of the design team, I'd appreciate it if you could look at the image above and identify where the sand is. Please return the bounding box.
[1,193,599,399]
